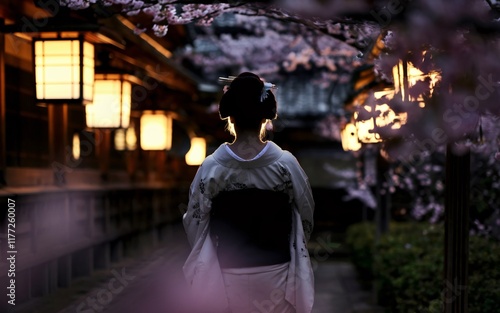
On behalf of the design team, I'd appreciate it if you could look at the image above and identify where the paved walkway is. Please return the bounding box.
[15,224,383,313]
[312,261,383,313]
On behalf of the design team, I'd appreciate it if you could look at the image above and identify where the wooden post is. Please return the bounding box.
[48,105,68,185]
[444,144,470,313]
[156,149,166,182]
[0,19,6,186]
[125,150,137,181]
[96,129,111,181]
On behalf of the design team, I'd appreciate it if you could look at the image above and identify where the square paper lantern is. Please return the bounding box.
[140,111,172,150]
[34,36,94,105]
[86,74,133,129]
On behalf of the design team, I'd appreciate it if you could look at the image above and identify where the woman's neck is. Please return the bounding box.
[228,131,267,160]
[232,131,264,144]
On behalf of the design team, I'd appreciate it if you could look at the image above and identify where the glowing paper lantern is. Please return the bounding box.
[86,74,132,128]
[185,137,206,165]
[354,88,409,144]
[354,107,380,144]
[341,123,362,151]
[114,122,137,151]
[125,125,137,150]
[392,60,440,108]
[34,36,94,105]
[114,129,126,151]
[140,112,172,150]
[72,133,80,160]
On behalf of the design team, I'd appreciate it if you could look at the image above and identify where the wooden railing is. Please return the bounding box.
[0,182,188,306]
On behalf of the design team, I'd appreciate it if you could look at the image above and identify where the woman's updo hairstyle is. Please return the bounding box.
[219,72,277,130]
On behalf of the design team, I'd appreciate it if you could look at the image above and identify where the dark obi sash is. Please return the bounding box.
[210,188,292,268]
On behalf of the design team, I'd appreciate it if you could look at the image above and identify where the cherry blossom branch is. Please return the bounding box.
[232,7,376,50]
[62,1,377,48]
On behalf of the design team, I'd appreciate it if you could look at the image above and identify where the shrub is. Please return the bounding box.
[347,221,500,313]
[373,222,441,309]
[392,248,442,312]
[345,222,375,278]
[468,235,500,313]
[421,236,500,313]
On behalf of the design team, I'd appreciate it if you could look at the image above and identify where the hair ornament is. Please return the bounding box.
[218,76,277,102]
[218,76,237,84]
[261,82,276,102]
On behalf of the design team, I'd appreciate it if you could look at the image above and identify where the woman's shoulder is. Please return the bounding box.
[197,143,229,170]
[269,143,308,175]
[198,154,219,170]
[269,142,299,163]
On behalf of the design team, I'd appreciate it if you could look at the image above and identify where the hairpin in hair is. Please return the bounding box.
[218,76,237,84]
[218,76,277,102]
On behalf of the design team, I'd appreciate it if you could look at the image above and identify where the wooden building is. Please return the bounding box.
[0,1,220,310]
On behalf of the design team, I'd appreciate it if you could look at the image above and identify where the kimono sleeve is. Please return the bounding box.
[296,178,314,242]
[183,164,212,247]
[287,154,315,242]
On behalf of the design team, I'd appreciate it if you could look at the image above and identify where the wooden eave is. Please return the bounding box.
[1,0,212,95]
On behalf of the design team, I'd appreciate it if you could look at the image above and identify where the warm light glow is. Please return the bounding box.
[114,124,137,151]
[373,89,409,130]
[72,133,80,160]
[393,61,406,100]
[140,112,172,150]
[341,123,362,151]
[114,129,126,151]
[185,137,206,166]
[375,104,408,129]
[86,78,131,128]
[354,101,408,143]
[392,60,440,106]
[126,124,137,150]
[374,89,395,101]
[34,38,94,104]
[354,111,380,144]
[351,59,440,145]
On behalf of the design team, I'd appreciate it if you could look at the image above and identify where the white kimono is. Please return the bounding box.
[183,141,315,313]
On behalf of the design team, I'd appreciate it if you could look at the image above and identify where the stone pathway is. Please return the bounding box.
[312,261,384,313]
[14,224,384,313]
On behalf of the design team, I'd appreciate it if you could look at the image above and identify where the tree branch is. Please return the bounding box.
[232,8,376,50]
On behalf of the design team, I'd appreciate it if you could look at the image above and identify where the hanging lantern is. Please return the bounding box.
[34,35,94,105]
[354,103,380,144]
[114,122,137,151]
[85,74,135,129]
[185,137,206,166]
[354,88,410,144]
[341,123,362,152]
[72,133,81,160]
[392,59,440,108]
[125,124,137,150]
[346,57,440,147]
[114,129,126,151]
[373,88,408,130]
[140,111,172,150]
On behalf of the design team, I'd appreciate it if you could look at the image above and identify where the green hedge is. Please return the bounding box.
[345,222,375,279]
[345,222,500,313]
[467,235,500,313]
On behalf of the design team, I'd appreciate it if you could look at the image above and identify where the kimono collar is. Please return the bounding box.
[212,141,284,169]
